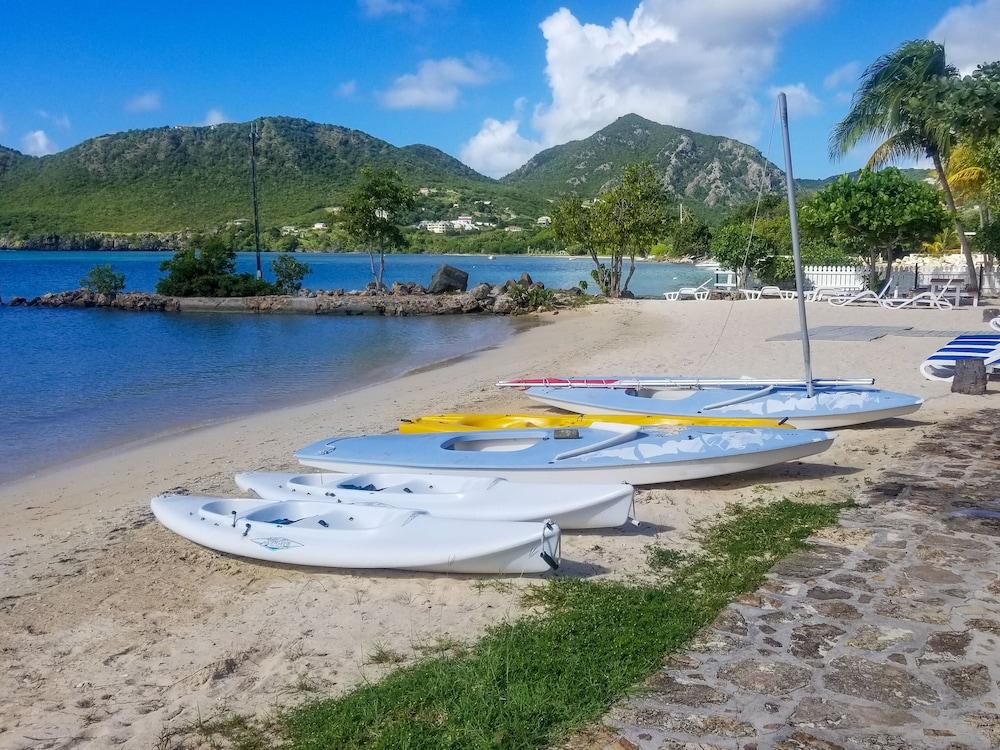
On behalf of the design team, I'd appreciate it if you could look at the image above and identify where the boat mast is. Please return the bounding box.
[778,92,815,397]
[250,120,263,281]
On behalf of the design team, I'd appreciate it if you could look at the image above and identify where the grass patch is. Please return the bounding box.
[645,546,689,572]
[188,499,846,749]
[366,642,406,666]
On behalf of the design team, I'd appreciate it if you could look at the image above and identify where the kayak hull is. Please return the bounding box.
[295,425,834,486]
[525,386,922,430]
[151,495,560,574]
[234,471,634,529]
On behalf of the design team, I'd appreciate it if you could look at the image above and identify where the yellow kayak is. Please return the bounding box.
[399,412,792,433]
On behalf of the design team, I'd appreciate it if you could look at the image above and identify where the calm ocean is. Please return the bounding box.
[0,252,708,484]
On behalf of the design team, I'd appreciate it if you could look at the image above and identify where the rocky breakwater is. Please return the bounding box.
[6,289,180,311]
[4,265,588,317]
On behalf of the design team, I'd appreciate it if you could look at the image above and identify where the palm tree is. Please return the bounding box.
[947,143,989,227]
[830,40,978,289]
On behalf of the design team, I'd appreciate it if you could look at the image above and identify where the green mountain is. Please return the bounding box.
[795,167,936,191]
[1,112,929,242]
[0,117,541,235]
[502,114,786,215]
[0,145,29,177]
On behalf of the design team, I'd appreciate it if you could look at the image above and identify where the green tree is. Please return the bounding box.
[80,264,126,296]
[551,163,668,297]
[669,216,712,258]
[709,222,782,287]
[157,235,276,297]
[271,254,310,294]
[342,167,416,289]
[830,40,978,288]
[800,168,947,288]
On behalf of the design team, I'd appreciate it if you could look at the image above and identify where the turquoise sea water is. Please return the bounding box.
[0,252,709,484]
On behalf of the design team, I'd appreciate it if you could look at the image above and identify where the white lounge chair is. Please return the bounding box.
[881,279,955,310]
[664,279,710,301]
[779,289,816,301]
[991,316,1000,332]
[809,286,864,303]
[919,333,1000,381]
[828,277,893,306]
[739,285,783,300]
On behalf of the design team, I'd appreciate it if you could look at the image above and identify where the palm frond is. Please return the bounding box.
[865,130,926,169]
[830,40,955,161]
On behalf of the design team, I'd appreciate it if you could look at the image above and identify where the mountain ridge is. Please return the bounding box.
[501,114,787,214]
[0,113,914,238]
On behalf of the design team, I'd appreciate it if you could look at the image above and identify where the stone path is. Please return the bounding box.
[597,409,1000,750]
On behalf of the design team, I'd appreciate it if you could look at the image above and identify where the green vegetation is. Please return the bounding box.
[342,167,417,288]
[182,498,844,750]
[0,117,545,238]
[508,283,556,310]
[502,114,784,218]
[271,254,310,294]
[552,162,670,297]
[668,215,712,258]
[80,264,126,296]
[802,168,947,288]
[156,238,308,297]
[831,41,983,288]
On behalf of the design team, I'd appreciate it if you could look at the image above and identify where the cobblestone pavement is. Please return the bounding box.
[597,409,1000,750]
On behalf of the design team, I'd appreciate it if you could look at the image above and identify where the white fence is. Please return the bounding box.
[802,265,867,291]
[716,261,999,298]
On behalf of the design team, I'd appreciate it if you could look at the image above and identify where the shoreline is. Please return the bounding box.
[2,299,993,749]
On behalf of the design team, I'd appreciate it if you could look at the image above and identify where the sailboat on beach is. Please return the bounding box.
[497,93,923,430]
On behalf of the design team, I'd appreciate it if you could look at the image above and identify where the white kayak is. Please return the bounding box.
[234,471,634,529]
[151,495,561,574]
[294,422,834,485]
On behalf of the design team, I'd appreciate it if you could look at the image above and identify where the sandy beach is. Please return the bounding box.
[0,298,995,749]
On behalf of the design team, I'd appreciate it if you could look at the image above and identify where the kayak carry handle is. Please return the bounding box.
[243,523,251,537]
[540,552,559,570]
[231,510,238,528]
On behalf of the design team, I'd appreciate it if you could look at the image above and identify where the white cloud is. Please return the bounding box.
[768,83,820,116]
[21,130,57,156]
[37,110,71,129]
[823,61,859,89]
[526,0,823,149]
[337,80,358,97]
[124,90,162,113]
[201,108,230,126]
[930,0,1000,75]
[379,56,497,110]
[460,118,543,178]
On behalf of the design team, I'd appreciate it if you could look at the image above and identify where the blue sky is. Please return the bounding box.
[1,0,998,178]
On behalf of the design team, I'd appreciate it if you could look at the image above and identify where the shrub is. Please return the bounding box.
[758,255,796,285]
[509,283,556,310]
[157,236,279,297]
[272,254,310,294]
[80,264,126,296]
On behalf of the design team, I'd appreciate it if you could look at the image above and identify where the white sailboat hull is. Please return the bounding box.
[295,427,834,486]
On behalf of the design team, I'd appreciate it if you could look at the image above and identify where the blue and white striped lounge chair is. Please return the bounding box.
[920,333,1000,381]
